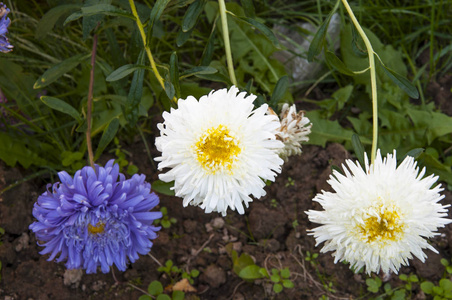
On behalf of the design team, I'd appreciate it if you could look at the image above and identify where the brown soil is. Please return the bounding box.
[1,136,451,299]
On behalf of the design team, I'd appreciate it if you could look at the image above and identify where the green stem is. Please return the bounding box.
[86,26,99,170]
[218,0,238,86]
[128,0,177,103]
[341,0,378,164]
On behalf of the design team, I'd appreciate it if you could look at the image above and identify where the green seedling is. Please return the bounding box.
[270,267,294,293]
[154,207,177,229]
[139,280,185,300]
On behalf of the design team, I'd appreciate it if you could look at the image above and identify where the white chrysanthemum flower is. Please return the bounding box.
[267,104,311,161]
[305,150,451,275]
[155,86,284,216]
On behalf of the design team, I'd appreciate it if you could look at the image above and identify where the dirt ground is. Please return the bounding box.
[1,76,452,300]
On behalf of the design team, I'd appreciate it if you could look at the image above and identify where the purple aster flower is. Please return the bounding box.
[0,3,13,53]
[29,160,162,274]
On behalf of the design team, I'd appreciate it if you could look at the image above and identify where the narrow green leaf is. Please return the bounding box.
[170,52,181,99]
[164,80,175,100]
[307,1,340,62]
[152,180,175,196]
[270,75,289,108]
[381,64,419,99]
[180,66,217,79]
[182,0,206,32]
[325,51,355,76]
[41,96,81,122]
[94,118,119,160]
[34,53,89,89]
[106,64,148,82]
[147,0,171,39]
[240,0,256,19]
[201,24,217,66]
[235,16,280,47]
[351,26,368,58]
[126,50,146,126]
[176,27,194,47]
[351,134,365,167]
[35,4,82,39]
[64,4,134,25]
[403,148,424,160]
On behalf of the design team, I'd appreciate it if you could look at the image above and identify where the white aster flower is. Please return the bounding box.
[155,86,284,216]
[305,150,451,275]
[267,104,311,161]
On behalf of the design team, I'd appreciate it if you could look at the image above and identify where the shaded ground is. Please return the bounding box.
[1,75,452,300]
[1,136,452,300]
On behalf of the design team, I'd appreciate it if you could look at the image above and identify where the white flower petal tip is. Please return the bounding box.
[305,149,451,275]
[155,86,284,216]
[268,104,312,161]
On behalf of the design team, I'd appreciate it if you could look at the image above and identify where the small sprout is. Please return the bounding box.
[285,177,295,187]
[154,207,177,229]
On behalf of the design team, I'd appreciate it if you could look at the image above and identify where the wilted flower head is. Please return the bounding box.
[29,160,162,274]
[267,103,311,161]
[155,86,284,216]
[0,3,13,53]
[306,150,451,275]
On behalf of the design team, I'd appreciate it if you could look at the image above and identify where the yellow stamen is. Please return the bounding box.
[88,222,105,235]
[195,124,241,174]
[358,204,404,244]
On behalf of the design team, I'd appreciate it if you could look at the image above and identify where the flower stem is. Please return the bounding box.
[128,0,177,103]
[341,0,378,164]
[86,27,99,170]
[218,0,238,86]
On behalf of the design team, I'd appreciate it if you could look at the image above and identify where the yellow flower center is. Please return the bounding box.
[358,204,404,244]
[88,222,105,235]
[195,124,241,174]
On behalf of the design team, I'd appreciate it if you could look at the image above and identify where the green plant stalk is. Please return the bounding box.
[128,0,177,103]
[86,29,99,170]
[341,0,378,164]
[218,0,238,86]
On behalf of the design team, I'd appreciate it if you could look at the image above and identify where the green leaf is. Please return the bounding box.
[351,134,365,167]
[176,27,194,47]
[259,267,269,278]
[440,279,452,292]
[34,53,89,89]
[64,4,134,25]
[138,296,152,300]
[307,1,340,62]
[399,274,408,281]
[95,118,120,160]
[106,64,148,82]
[147,0,171,39]
[156,295,171,300]
[381,63,419,99]
[191,269,200,277]
[270,274,280,283]
[273,283,283,293]
[0,133,48,169]
[306,110,366,147]
[402,148,424,160]
[280,267,290,279]
[282,280,294,289]
[126,51,146,126]
[234,16,280,48]
[172,291,185,300]
[240,0,255,18]
[148,280,163,296]
[366,278,380,293]
[164,80,175,101]
[152,180,175,196]
[239,265,265,280]
[182,0,206,32]
[325,51,355,76]
[420,281,434,294]
[35,4,82,39]
[41,96,82,122]
[270,75,288,108]
[180,66,218,79]
[170,52,181,99]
